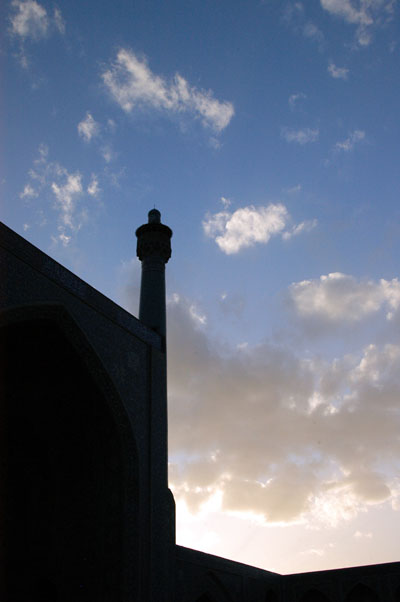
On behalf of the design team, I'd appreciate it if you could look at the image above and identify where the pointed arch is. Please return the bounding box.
[1,304,140,602]
[206,570,234,602]
[193,569,234,602]
[345,582,379,602]
[300,589,331,602]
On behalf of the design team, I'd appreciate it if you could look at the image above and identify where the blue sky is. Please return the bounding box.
[3,0,400,574]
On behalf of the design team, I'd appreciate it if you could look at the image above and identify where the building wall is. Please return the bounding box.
[176,548,400,602]
[176,545,279,602]
[0,222,174,602]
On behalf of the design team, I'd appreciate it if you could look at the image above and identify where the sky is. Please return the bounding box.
[2,0,400,575]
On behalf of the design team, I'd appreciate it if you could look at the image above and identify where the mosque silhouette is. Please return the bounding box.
[1,211,399,601]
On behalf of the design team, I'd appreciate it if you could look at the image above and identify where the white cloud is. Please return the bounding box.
[20,183,38,198]
[285,3,325,46]
[220,196,231,208]
[288,92,307,109]
[328,62,349,79]
[303,22,324,42]
[335,129,365,151]
[101,145,113,163]
[57,231,71,247]
[20,145,99,245]
[51,171,83,229]
[208,136,221,150]
[189,304,207,326]
[36,142,48,162]
[282,127,319,145]
[87,175,100,197]
[9,0,65,40]
[284,1,305,22]
[203,204,289,254]
[9,1,65,68]
[290,272,400,323]
[354,530,373,538]
[320,0,395,46]
[285,184,302,194]
[321,0,373,24]
[53,6,65,34]
[10,0,48,39]
[282,219,317,240]
[107,118,116,132]
[302,548,325,556]
[102,49,234,133]
[77,112,100,142]
[203,203,316,254]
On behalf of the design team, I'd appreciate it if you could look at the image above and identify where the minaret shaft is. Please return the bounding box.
[136,209,172,339]
[139,257,167,336]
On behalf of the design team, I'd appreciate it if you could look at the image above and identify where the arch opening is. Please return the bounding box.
[345,583,379,602]
[2,316,129,602]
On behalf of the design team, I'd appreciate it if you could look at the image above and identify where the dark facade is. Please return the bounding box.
[0,218,399,602]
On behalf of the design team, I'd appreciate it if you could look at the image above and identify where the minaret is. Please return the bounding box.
[136,209,172,340]
[136,209,175,602]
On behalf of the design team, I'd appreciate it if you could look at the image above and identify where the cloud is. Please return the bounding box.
[87,174,100,197]
[290,272,400,323]
[118,264,400,526]
[9,1,65,68]
[20,183,38,199]
[220,196,232,208]
[100,145,114,163]
[203,204,287,254]
[53,6,65,34]
[203,204,316,254]
[284,3,325,46]
[281,127,319,145]
[102,49,234,133]
[165,295,315,521]
[208,136,222,150]
[328,62,349,79]
[288,92,307,109]
[285,184,302,194]
[51,171,83,230]
[354,530,373,538]
[20,145,99,245]
[334,129,365,151]
[77,112,100,142]
[320,0,395,46]
[9,0,48,39]
[107,118,116,132]
[302,548,325,557]
[9,0,65,40]
[282,219,317,240]
[321,0,373,24]
[302,21,324,42]
[164,295,400,523]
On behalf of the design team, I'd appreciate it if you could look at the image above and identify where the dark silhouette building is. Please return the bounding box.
[0,213,399,601]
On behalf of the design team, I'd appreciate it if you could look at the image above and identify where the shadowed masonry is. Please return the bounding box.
[1,214,399,601]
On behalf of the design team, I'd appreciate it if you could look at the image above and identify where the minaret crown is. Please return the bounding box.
[148,208,161,224]
[135,210,172,263]
[135,210,172,337]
